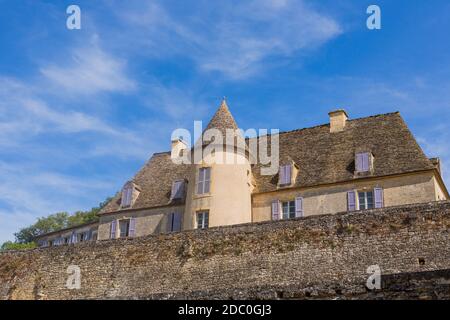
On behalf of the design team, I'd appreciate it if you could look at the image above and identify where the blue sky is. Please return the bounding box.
[0,0,449,243]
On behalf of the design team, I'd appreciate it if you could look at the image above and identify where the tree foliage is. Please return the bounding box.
[5,197,112,246]
[1,241,37,251]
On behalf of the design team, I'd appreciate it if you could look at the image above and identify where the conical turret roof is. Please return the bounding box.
[204,99,238,136]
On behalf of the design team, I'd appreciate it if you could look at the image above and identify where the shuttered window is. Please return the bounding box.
[282,201,296,219]
[374,188,384,208]
[129,218,136,237]
[197,168,211,194]
[295,197,304,218]
[358,191,374,210]
[110,220,117,239]
[356,153,370,172]
[121,185,133,207]
[279,165,292,185]
[271,200,280,220]
[347,190,356,211]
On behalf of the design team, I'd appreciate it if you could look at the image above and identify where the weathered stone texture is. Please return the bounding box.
[1,201,449,300]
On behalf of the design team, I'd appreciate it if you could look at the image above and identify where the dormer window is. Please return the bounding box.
[279,163,297,186]
[355,152,373,173]
[121,181,139,208]
[170,179,186,201]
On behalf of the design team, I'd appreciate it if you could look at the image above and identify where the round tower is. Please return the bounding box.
[184,99,254,230]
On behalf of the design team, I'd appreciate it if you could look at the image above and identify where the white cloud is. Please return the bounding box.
[40,44,135,95]
[113,0,341,79]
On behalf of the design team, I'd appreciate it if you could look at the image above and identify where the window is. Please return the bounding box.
[279,165,292,185]
[170,180,185,201]
[119,219,130,238]
[197,168,211,194]
[358,191,374,210]
[356,152,371,172]
[78,233,85,242]
[197,211,209,229]
[121,184,133,207]
[282,201,296,219]
[167,212,182,232]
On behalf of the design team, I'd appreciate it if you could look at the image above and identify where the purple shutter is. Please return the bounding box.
[110,220,117,239]
[374,188,384,208]
[129,218,136,237]
[271,200,280,220]
[279,166,286,185]
[173,212,182,232]
[295,197,304,217]
[285,165,292,185]
[347,191,356,211]
[356,153,363,172]
[362,153,369,171]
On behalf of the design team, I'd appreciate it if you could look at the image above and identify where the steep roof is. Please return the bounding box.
[204,99,238,136]
[99,152,191,214]
[251,112,435,193]
[99,110,438,215]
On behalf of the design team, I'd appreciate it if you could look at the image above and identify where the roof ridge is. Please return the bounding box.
[246,111,401,140]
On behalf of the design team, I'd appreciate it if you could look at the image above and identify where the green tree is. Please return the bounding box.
[1,241,37,251]
[12,197,112,244]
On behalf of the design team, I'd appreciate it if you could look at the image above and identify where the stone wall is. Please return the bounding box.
[1,201,449,300]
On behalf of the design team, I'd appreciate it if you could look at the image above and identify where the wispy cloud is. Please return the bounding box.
[112,0,341,79]
[40,41,135,95]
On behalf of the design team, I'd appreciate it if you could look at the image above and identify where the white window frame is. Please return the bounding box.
[196,211,209,229]
[119,219,131,238]
[281,200,296,219]
[197,167,211,195]
[358,190,374,210]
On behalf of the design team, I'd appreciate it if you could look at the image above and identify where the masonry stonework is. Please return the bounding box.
[1,201,449,300]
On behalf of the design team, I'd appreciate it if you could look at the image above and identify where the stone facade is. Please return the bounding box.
[2,201,449,300]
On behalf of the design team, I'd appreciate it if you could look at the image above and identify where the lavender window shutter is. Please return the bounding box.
[271,200,280,220]
[129,218,136,237]
[173,212,182,232]
[347,191,356,211]
[279,166,285,185]
[286,165,292,185]
[362,153,369,172]
[374,188,384,208]
[356,154,363,172]
[110,220,117,239]
[295,197,304,217]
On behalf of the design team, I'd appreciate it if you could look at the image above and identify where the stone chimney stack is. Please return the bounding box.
[171,138,188,160]
[328,109,348,133]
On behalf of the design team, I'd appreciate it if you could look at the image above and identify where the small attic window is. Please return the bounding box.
[170,180,186,201]
[279,164,292,186]
[355,152,373,173]
[121,182,136,208]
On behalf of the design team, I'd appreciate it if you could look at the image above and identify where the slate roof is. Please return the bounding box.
[99,105,438,215]
[250,112,435,193]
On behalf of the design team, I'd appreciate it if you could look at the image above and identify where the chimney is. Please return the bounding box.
[328,109,348,133]
[171,138,188,160]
